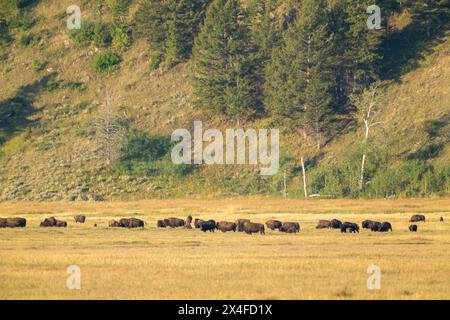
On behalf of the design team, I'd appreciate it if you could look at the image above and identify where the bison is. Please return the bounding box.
[341,222,359,233]
[55,220,67,227]
[157,220,166,228]
[280,222,300,233]
[109,220,120,227]
[316,220,331,229]
[266,220,282,230]
[370,221,382,232]
[440,217,444,223]
[186,215,193,224]
[410,214,426,223]
[194,219,205,229]
[40,217,57,227]
[199,220,217,232]
[0,218,6,228]
[362,220,377,229]
[409,224,418,232]
[128,218,145,228]
[330,219,342,229]
[3,217,27,228]
[74,215,86,223]
[216,221,237,233]
[165,217,185,228]
[235,219,251,232]
[379,221,392,232]
[243,222,265,235]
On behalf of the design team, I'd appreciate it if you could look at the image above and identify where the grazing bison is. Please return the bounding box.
[3,217,27,228]
[40,217,57,227]
[341,222,359,233]
[379,222,392,232]
[235,219,251,232]
[362,220,378,229]
[409,224,418,232]
[216,221,236,233]
[316,220,331,229]
[410,215,426,222]
[74,215,86,223]
[266,220,282,230]
[194,219,205,229]
[128,218,145,228]
[280,222,300,233]
[243,222,265,235]
[199,220,217,232]
[330,219,342,229]
[109,220,120,227]
[157,220,166,228]
[165,217,185,228]
[370,221,382,232]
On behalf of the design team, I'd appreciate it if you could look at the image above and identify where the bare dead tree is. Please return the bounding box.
[91,90,128,166]
[350,82,385,191]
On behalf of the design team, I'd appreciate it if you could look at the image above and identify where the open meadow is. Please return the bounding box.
[0,198,449,300]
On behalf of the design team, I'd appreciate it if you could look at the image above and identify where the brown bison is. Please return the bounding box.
[119,218,144,228]
[362,220,378,229]
[199,220,217,232]
[243,222,265,235]
[316,220,331,229]
[194,219,205,229]
[74,215,86,223]
[109,220,120,227]
[330,219,342,229]
[410,214,426,222]
[440,217,444,222]
[371,221,382,232]
[266,220,282,230]
[379,222,392,232]
[409,224,418,232]
[1,217,27,228]
[40,217,57,227]
[55,220,68,227]
[280,222,300,233]
[216,221,236,233]
[186,215,193,224]
[235,219,251,232]
[341,222,359,233]
[157,220,166,228]
[165,217,185,228]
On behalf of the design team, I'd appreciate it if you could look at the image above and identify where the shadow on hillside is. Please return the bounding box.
[381,4,450,80]
[0,73,56,147]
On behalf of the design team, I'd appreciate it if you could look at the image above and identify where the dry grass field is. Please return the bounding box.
[0,198,449,300]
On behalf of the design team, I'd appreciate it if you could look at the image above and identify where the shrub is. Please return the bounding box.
[148,51,164,70]
[92,52,121,72]
[32,58,44,72]
[111,23,131,52]
[18,33,37,46]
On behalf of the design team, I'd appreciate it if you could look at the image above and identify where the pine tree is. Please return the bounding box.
[192,0,260,120]
[343,0,384,91]
[265,0,335,143]
[134,0,211,68]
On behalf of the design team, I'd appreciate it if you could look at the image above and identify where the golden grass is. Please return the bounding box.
[0,198,449,300]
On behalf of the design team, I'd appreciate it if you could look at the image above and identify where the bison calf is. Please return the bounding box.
[109,220,120,228]
[409,224,418,232]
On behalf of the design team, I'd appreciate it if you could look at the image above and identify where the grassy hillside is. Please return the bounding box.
[0,0,449,201]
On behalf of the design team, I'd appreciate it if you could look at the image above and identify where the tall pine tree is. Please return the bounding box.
[192,0,260,121]
[265,0,335,149]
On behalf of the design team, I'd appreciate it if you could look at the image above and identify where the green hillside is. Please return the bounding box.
[0,0,449,201]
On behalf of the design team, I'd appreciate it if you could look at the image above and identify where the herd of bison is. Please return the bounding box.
[0,214,444,235]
